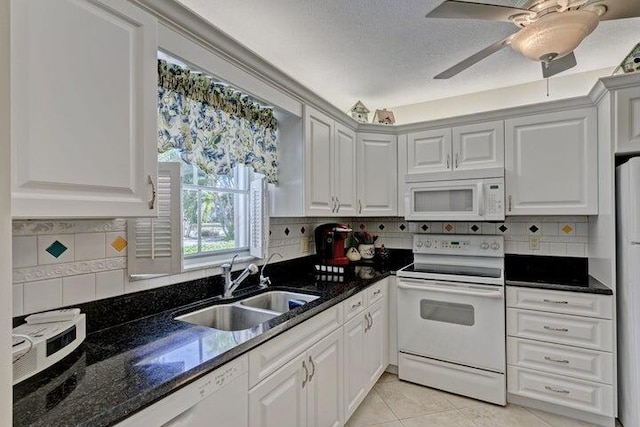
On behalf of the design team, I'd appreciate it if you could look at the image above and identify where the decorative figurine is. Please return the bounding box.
[350,100,370,123]
[373,108,395,125]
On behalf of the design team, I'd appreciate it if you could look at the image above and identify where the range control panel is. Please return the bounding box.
[413,234,504,257]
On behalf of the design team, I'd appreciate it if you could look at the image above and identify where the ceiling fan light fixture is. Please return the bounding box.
[511,10,599,61]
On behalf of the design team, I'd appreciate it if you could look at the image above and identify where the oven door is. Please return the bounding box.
[397,278,505,373]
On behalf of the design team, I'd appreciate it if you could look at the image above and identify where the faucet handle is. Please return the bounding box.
[222,254,239,272]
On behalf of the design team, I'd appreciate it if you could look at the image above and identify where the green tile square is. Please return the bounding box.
[46,240,68,258]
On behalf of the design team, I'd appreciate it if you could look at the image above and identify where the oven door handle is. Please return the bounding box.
[397,281,503,299]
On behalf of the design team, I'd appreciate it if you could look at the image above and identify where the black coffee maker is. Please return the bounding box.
[314,223,352,266]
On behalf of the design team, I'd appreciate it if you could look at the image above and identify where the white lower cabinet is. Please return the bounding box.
[344,281,389,421]
[506,287,615,424]
[249,329,343,427]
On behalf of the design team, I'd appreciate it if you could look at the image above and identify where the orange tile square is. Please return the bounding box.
[110,236,128,252]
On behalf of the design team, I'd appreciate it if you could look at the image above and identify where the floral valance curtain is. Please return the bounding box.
[157,59,278,183]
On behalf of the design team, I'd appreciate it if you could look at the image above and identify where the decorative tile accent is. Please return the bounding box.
[13,257,126,284]
[379,224,385,230]
[469,224,480,234]
[46,240,68,258]
[528,225,540,234]
[284,227,290,236]
[106,232,127,258]
[399,224,406,231]
[300,227,305,234]
[421,224,429,231]
[360,223,366,230]
[498,224,508,233]
[110,236,128,253]
[561,223,576,236]
[443,223,455,234]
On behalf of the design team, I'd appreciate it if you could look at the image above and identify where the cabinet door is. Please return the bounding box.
[249,353,308,427]
[305,106,335,216]
[333,123,357,216]
[307,329,344,427]
[357,133,397,216]
[343,314,367,421]
[614,86,640,154]
[365,300,387,391]
[406,128,452,174]
[452,121,504,171]
[11,0,158,218]
[505,108,598,215]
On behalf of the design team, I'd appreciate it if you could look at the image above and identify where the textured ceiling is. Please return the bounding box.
[176,0,640,113]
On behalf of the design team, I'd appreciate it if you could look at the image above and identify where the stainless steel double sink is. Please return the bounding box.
[175,291,319,332]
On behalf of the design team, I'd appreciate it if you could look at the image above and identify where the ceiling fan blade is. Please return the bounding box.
[596,1,640,21]
[541,52,577,78]
[434,34,515,79]
[426,0,530,22]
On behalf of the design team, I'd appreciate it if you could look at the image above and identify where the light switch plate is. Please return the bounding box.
[529,236,540,250]
[301,236,310,253]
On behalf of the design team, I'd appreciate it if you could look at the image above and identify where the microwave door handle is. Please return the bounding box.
[397,281,503,299]
[477,183,485,217]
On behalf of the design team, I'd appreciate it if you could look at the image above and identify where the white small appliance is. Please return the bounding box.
[397,234,505,405]
[616,157,640,427]
[404,176,505,221]
[12,313,86,385]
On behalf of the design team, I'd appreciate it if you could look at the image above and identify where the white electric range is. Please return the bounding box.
[396,234,506,405]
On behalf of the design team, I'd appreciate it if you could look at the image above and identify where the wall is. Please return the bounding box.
[12,215,589,317]
[390,68,613,125]
[1,0,12,423]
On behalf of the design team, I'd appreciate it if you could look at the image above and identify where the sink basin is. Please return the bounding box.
[240,291,319,313]
[175,304,277,331]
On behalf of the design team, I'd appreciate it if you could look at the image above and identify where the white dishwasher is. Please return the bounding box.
[117,354,248,427]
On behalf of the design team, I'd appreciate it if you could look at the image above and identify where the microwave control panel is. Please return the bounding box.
[484,183,504,219]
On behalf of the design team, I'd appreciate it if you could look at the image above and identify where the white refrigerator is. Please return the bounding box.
[617,157,640,427]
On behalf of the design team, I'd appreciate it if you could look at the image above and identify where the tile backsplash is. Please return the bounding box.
[11,215,588,317]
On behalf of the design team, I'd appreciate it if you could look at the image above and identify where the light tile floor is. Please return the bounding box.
[346,373,599,427]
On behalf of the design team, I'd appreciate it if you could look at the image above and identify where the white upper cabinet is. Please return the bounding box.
[406,128,452,174]
[405,121,504,179]
[11,0,158,218]
[452,121,504,172]
[505,107,598,215]
[614,86,640,154]
[304,106,357,216]
[357,133,398,216]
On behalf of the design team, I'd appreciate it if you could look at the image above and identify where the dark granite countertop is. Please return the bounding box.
[13,252,412,427]
[505,254,613,296]
[506,275,613,295]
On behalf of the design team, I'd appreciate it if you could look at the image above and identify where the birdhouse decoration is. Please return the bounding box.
[373,108,396,125]
[617,43,640,74]
[350,100,370,123]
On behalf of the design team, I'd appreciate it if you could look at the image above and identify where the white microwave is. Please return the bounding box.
[405,177,505,221]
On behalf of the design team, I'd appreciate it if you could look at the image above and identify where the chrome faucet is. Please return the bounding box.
[259,253,283,288]
[221,255,259,298]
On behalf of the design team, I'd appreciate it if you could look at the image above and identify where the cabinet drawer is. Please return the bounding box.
[343,292,366,322]
[507,337,613,384]
[506,287,612,319]
[249,305,342,388]
[507,366,614,417]
[367,279,387,306]
[507,309,613,351]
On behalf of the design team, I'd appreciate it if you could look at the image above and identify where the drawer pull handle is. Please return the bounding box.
[543,299,569,304]
[351,301,362,309]
[544,356,570,364]
[545,385,570,394]
[373,289,381,296]
[308,356,315,383]
[543,326,569,332]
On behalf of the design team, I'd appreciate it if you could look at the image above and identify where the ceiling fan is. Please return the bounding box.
[427,0,640,79]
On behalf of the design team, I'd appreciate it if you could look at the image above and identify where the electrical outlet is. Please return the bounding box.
[301,236,310,253]
[529,236,540,250]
